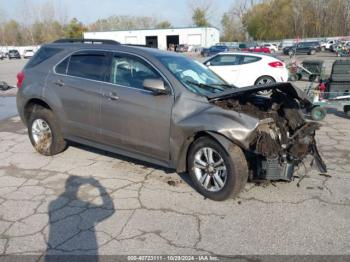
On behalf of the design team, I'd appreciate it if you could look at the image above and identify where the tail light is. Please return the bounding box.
[17,71,25,89]
[268,61,284,68]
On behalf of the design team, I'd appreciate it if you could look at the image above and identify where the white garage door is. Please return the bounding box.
[188,34,202,45]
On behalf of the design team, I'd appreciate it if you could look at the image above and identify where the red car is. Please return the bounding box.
[239,43,271,54]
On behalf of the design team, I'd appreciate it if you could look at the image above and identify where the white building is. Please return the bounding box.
[84,27,220,50]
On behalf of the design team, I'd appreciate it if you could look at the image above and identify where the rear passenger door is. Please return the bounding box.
[206,54,242,86]
[235,55,262,86]
[50,50,110,141]
[99,53,174,164]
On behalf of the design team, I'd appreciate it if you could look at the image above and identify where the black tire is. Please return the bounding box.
[187,137,248,201]
[28,106,67,156]
[311,106,327,121]
[344,105,350,117]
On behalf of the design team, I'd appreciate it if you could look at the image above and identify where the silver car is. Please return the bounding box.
[16,39,327,201]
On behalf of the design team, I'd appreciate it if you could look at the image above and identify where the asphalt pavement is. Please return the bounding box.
[0,97,17,121]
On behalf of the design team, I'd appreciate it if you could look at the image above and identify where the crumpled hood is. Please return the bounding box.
[206,82,312,108]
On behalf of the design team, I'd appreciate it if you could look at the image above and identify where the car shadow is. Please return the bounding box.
[70,142,175,174]
[69,142,197,193]
[44,175,115,262]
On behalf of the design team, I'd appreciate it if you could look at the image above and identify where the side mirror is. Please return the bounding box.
[205,61,211,66]
[143,79,168,95]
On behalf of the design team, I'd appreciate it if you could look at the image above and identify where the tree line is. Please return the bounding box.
[1,0,350,46]
[191,0,350,42]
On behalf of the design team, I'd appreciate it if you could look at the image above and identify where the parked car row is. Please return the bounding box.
[0,49,35,60]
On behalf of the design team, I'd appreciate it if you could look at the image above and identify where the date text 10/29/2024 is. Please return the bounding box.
[127,256,220,261]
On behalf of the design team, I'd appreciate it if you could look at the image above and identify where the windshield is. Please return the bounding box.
[158,55,231,95]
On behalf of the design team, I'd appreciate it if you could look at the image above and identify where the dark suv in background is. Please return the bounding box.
[16,39,326,201]
[8,49,21,59]
[283,42,318,55]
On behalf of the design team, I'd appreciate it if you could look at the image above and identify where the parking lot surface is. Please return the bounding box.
[0,53,349,256]
[0,111,349,256]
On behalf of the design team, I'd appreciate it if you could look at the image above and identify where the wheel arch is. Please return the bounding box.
[176,130,242,173]
[23,98,53,125]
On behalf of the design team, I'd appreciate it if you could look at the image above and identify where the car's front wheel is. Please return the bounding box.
[187,137,248,201]
[28,106,67,156]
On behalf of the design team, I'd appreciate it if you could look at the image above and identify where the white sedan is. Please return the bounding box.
[23,49,35,59]
[204,52,289,88]
[263,43,279,53]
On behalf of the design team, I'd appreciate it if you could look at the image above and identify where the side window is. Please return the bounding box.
[209,55,241,66]
[110,54,165,90]
[67,51,109,81]
[242,56,261,64]
[55,57,69,75]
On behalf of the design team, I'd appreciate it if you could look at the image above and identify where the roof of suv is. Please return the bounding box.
[46,40,181,59]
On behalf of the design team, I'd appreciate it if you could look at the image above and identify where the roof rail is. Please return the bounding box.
[53,39,121,45]
[124,44,154,48]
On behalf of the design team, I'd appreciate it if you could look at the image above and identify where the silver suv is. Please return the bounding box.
[16,39,327,201]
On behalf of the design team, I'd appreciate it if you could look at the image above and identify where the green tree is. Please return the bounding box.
[192,7,210,27]
[65,18,86,39]
[3,20,23,45]
[221,12,245,42]
[156,20,172,29]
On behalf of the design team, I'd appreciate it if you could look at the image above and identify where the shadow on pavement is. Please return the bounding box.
[326,107,350,119]
[44,176,115,262]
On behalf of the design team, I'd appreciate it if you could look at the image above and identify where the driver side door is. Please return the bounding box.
[99,53,174,165]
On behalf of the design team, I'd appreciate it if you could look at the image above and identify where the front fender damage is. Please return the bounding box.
[211,83,327,181]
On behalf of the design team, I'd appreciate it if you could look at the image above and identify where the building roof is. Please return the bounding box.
[85,26,220,34]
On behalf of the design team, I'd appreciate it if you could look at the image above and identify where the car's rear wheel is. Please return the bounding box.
[28,107,67,156]
[255,76,275,96]
[309,50,316,55]
[187,137,248,201]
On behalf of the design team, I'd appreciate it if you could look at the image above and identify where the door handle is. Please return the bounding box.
[53,80,65,87]
[104,92,119,101]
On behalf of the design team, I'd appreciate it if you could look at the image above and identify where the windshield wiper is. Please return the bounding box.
[185,81,232,92]
[210,83,237,89]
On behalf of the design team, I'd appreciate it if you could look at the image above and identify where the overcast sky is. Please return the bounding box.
[0,0,236,28]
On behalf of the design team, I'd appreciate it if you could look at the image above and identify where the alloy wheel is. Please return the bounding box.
[193,147,227,192]
[31,119,52,149]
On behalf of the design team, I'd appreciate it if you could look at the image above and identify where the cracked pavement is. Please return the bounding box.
[0,112,349,257]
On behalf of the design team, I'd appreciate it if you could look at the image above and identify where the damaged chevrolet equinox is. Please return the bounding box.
[17,39,327,201]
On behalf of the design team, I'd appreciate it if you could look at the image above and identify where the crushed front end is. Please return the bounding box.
[209,83,327,181]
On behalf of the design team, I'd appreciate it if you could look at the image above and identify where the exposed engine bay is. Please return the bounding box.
[211,85,327,181]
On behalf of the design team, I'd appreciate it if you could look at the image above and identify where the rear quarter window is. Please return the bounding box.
[66,52,110,81]
[55,57,70,75]
[242,56,261,64]
[25,47,62,69]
